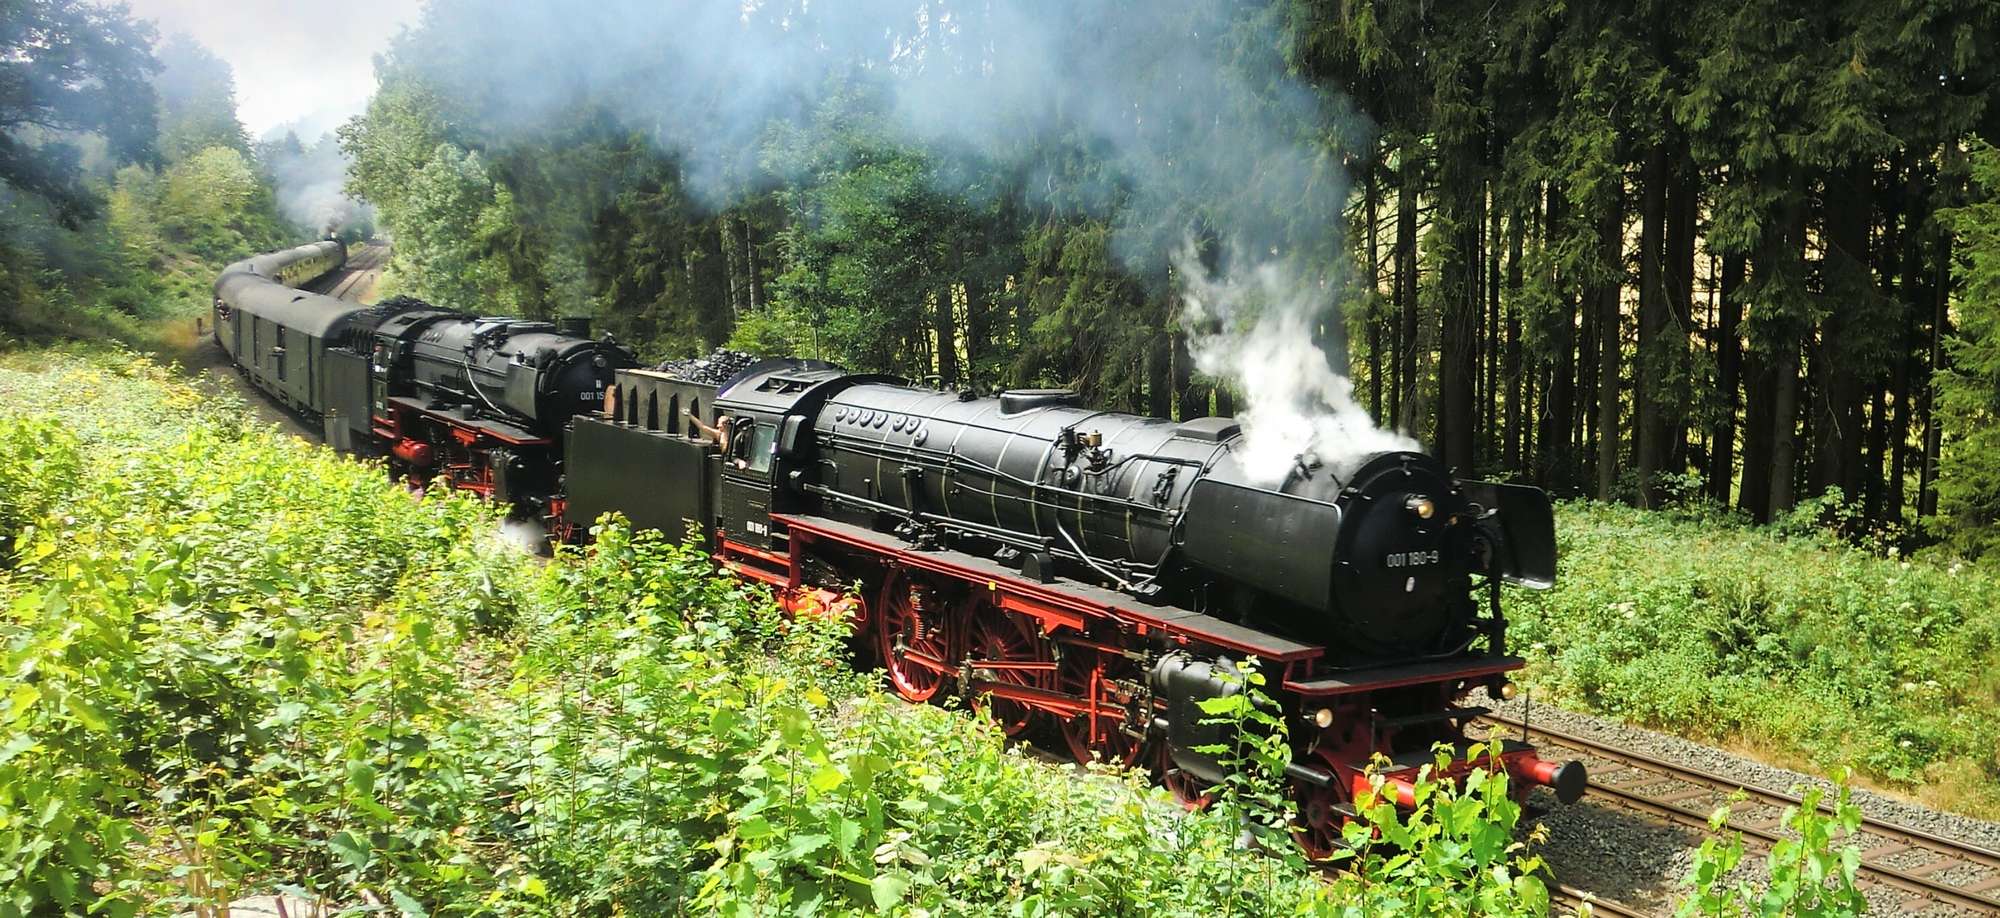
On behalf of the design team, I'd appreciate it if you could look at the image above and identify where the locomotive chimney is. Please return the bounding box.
[558,316,591,339]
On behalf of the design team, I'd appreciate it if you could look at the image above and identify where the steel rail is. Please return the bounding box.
[1484,713,2000,914]
[1550,884,1652,918]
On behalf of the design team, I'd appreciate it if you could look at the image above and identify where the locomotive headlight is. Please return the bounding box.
[1406,495,1436,519]
[1311,708,1335,729]
[1499,681,1519,701]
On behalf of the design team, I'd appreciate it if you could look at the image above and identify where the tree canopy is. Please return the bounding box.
[330,0,1998,556]
[0,0,159,224]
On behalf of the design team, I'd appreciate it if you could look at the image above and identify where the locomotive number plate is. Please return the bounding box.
[1384,550,1440,568]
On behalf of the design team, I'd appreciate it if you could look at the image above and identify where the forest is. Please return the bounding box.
[0,2,1992,912]
[324,0,2000,559]
[0,7,349,351]
[5,0,2000,554]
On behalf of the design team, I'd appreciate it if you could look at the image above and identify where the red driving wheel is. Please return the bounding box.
[1290,748,1355,861]
[1056,647,1142,766]
[1150,738,1215,810]
[962,599,1049,736]
[875,570,954,703]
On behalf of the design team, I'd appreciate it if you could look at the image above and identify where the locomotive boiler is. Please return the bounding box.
[805,383,1555,660]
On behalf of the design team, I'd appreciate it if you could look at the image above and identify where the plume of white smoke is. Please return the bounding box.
[1180,249,1416,487]
[265,132,374,237]
[384,0,1417,473]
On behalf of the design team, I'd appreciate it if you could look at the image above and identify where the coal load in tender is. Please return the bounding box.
[654,348,758,386]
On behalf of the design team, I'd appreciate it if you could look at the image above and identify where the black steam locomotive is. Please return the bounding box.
[213,241,634,511]
[218,242,1583,855]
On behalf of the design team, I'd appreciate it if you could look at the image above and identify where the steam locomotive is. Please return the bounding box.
[213,241,634,511]
[217,242,1584,855]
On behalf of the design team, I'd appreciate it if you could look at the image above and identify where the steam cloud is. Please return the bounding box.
[1181,250,1417,485]
[402,0,1411,477]
[265,132,373,237]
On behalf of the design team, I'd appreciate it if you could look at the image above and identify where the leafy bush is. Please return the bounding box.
[1678,780,1866,918]
[0,348,514,914]
[1514,501,2000,815]
[0,415,80,562]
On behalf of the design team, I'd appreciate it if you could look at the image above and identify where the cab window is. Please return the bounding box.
[730,418,777,473]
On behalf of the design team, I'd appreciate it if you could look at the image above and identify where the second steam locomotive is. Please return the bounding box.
[217,241,1583,854]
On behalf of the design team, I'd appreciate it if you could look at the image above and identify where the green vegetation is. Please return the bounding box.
[1935,139,2000,558]
[1515,500,2000,817]
[0,6,302,347]
[1679,782,1868,918]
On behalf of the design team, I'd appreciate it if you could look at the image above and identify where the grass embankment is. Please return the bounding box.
[0,348,1563,917]
[1515,501,2000,817]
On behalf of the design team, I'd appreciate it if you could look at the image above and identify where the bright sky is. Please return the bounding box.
[124,0,424,139]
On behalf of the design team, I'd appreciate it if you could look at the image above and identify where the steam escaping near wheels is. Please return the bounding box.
[496,517,552,556]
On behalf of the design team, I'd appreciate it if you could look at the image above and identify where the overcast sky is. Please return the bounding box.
[125,0,424,139]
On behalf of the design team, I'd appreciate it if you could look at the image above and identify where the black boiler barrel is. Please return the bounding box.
[812,385,1226,568]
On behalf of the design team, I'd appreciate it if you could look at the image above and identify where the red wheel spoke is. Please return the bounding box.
[1289,749,1354,861]
[877,571,953,703]
[1056,647,1140,766]
[963,600,1048,736]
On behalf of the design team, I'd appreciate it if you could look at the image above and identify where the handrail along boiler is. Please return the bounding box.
[217,242,1585,852]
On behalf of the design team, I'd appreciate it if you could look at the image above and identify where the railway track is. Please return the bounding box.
[1550,884,1650,918]
[1481,713,2000,916]
[311,243,389,302]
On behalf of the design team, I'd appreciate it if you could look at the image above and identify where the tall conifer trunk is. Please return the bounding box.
[1545,188,1577,490]
[1635,148,1667,508]
[1596,199,1624,503]
[1708,255,1745,504]
[1767,166,1809,519]
[1504,211,1525,472]
[1395,155,1421,436]
[1667,157,1698,476]
[1440,184,1481,475]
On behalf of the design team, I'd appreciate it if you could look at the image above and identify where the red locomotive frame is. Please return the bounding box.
[715,512,1575,857]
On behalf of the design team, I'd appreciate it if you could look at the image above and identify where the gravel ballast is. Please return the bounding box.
[1473,689,2000,851]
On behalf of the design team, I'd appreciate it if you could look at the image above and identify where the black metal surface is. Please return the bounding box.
[803,374,1518,658]
[405,316,628,436]
[565,416,714,543]
[1151,653,1244,784]
[1457,480,1558,589]
[812,382,1218,577]
[1327,451,1478,655]
[1180,478,1342,612]
[322,350,372,452]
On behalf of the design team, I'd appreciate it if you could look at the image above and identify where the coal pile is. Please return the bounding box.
[374,294,438,311]
[654,348,758,386]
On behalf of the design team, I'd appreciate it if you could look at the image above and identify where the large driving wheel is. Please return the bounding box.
[961,599,1050,736]
[1290,748,1354,861]
[1056,646,1142,766]
[1149,738,1215,811]
[875,570,955,703]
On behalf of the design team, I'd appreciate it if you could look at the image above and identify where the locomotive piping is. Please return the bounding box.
[1055,518,1137,591]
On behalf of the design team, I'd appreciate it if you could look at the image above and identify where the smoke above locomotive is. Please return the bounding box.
[388,0,1392,460]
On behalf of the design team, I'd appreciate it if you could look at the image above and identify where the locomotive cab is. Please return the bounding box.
[709,359,891,553]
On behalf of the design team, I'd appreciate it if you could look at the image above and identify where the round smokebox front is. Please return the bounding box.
[1330,452,1473,656]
